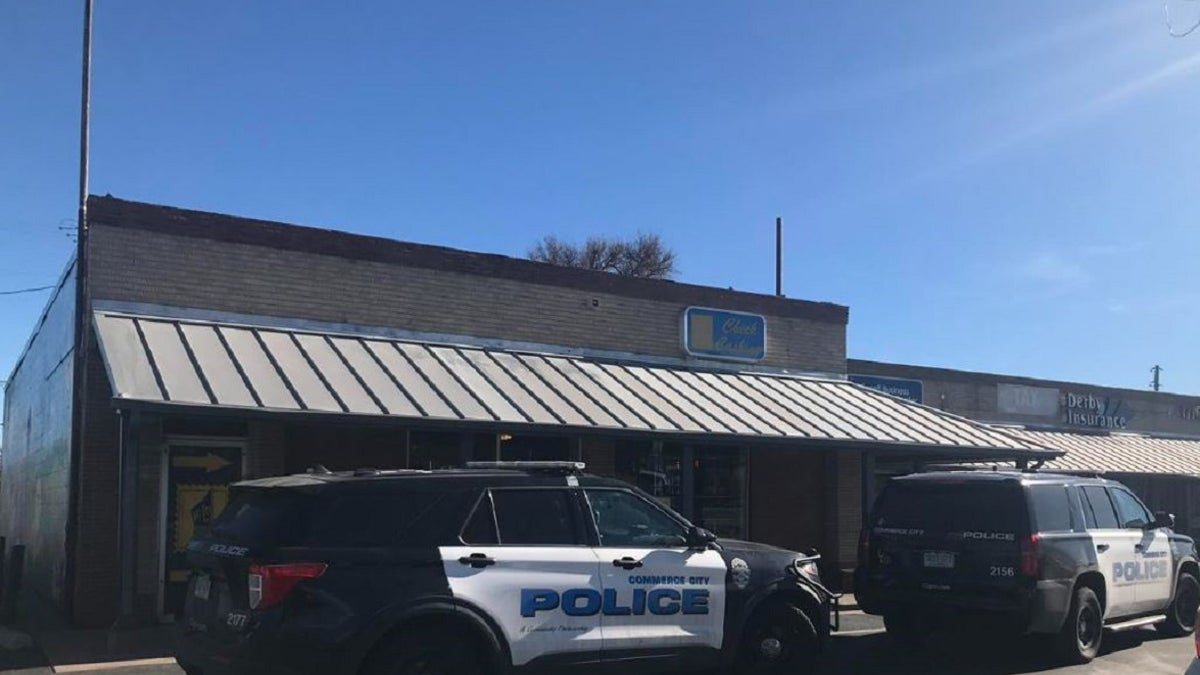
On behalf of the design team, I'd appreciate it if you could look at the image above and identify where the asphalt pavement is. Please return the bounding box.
[821,611,1195,674]
[1,621,1193,674]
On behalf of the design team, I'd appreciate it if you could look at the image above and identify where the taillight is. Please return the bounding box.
[1020,534,1040,577]
[1194,623,1200,658]
[248,562,327,610]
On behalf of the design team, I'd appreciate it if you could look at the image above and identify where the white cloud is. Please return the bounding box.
[1014,251,1091,295]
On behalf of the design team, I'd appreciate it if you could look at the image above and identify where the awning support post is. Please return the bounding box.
[681,446,695,521]
[113,408,140,629]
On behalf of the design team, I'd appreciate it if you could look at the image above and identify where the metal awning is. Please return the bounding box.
[92,310,1056,457]
[996,428,1200,477]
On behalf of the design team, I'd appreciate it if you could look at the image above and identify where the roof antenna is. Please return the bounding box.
[307,464,332,475]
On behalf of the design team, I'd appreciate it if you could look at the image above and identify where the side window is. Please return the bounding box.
[305,493,448,547]
[491,489,580,545]
[460,492,499,545]
[1110,488,1152,530]
[1028,485,1072,533]
[1081,486,1120,529]
[586,489,687,548]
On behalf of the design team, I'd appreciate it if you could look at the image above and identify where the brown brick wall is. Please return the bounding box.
[72,329,122,627]
[88,225,846,374]
[849,359,1200,435]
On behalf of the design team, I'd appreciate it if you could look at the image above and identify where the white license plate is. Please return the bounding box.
[923,551,956,569]
[193,574,211,601]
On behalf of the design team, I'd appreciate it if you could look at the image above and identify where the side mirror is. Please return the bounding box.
[1152,511,1176,530]
[687,526,717,549]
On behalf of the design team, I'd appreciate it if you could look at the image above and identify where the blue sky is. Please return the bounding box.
[2,1,1199,403]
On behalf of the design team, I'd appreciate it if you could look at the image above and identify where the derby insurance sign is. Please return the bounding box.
[682,307,766,362]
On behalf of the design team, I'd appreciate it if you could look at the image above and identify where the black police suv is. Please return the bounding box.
[856,471,1199,663]
[174,461,836,675]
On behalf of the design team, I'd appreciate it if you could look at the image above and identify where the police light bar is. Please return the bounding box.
[465,461,586,473]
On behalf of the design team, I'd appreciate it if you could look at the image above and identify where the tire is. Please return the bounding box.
[1056,586,1103,664]
[883,609,931,647]
[363,628,485,675]
[736,601,820,675]
[1158,572,1200,637]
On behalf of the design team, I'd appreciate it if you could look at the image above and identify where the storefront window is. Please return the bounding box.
[498,434,573,461]
[692,446,747,540]
[611,441,683,515]
[607,441,748,539]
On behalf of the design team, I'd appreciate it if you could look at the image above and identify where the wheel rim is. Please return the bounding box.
[1178,580,1200,629]
[759,636,784,659]
[753,625,793,664]
[1077,603,1100,650]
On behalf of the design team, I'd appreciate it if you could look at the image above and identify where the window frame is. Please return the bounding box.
[1080,485,1121,530]
[1109,487,1153,530]
[458,487,590,547]
[581,487,692,549]
[1026,484,1075,534]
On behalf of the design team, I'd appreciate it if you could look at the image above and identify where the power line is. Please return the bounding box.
[0,284,55,296]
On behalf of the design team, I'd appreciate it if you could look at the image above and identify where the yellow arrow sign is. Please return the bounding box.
[173,453,234,473]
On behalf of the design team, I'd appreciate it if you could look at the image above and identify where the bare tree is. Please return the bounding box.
[528,233,677,279]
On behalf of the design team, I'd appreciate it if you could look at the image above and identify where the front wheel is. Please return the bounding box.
[1158,572,1200,637]
[736,601,819,674]
[1056,586,1103,664]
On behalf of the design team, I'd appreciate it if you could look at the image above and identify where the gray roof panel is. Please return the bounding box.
[90,310,1056,458]
[178,323,255,407]
[137,319,210,405]
[93,313,163,402]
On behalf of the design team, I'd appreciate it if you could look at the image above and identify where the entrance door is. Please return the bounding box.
[161,443,244,618]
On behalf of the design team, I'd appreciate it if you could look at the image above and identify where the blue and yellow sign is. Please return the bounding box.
[682,307,767,362]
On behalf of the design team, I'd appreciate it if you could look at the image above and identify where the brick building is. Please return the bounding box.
[2,197,1051,627]
[849,360,1200,539]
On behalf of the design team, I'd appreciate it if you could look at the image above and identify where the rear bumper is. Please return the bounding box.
[855,569,1055,633]
[173,622,348,675]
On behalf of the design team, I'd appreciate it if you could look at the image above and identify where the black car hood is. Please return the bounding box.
[716,538,797,556]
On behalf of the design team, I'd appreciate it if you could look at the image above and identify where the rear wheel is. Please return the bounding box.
[363,627,484,675]
[1056,586,1102,664]
[736,601,819,674]
[1158,571,1200,637]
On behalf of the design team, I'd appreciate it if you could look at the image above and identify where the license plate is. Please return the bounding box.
[193,574,211,601]
[923,551,956,569]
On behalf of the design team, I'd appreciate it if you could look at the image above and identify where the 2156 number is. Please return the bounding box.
[990,566,1015,577]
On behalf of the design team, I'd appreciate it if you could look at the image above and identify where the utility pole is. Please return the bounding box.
[1151,365,1163,392]
[774,217,783,297]
[66,0,94,626]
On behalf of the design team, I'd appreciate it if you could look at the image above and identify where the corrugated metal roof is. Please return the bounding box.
[1001,428,1200,476]
[91,311,1054,455]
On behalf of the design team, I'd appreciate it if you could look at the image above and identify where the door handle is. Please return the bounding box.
[458,553,497,568]
[1135,544,1145,552]
[1096,544,1110,553]
[612,557,643,570]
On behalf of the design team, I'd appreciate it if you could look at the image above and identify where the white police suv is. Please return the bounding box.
[856,471,1199,664]
[175,461,836,675]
